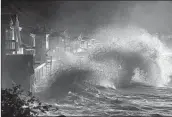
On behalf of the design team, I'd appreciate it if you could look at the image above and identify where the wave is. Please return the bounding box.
[36,27,172,101]
[88,48,159,88]
[88,26,172,88]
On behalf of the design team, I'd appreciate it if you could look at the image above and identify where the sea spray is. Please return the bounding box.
[34,26,172,102]
[89,26,172,87]
[32,26,172,116]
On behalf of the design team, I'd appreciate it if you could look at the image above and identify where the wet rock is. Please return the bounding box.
[57,115,66,117]
[150,114,163,117]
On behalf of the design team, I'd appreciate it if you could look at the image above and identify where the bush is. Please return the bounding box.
[1,84,59,117]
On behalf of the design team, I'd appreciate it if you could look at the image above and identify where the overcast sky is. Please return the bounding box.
[2,1,172,37]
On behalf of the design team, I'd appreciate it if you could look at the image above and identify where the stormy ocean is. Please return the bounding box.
[34,27,172,116]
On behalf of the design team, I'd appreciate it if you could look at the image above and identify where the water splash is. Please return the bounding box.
[34,26,172,117]
[35,26,172,101]
[89,26,172,88]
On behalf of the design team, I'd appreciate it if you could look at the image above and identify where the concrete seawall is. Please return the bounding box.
[2,55,34,91]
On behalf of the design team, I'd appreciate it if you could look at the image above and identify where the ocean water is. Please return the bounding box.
[34,27,172,117]
[50,83,172,116]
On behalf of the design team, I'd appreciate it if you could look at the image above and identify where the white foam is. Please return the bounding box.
[89,26,172,87]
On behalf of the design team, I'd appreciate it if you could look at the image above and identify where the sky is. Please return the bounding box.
[2,1,172,38]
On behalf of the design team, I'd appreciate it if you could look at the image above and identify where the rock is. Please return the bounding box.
[150,114,163,117]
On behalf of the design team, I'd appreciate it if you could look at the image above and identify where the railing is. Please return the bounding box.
[30,63,46,92]
[30,55,54,93]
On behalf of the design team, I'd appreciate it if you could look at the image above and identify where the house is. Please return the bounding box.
[1,13,34,90]
[31,27,50,63]
[70,36,82,53]
[68,34,95,54]
[20,28,36,56]
[81,36,96,49]
[2,14,24,55]
[48,30,70,53]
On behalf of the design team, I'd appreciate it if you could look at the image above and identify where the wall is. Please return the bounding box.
[1,14,12,89]
[20,30,34,46]
[35,34,46,63]
[3,55,34,91]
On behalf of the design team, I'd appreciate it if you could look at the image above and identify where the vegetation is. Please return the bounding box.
[1,84,64,117]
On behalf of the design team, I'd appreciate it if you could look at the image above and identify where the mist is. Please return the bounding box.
[5,1,172,36]
[48,1,172,39]
[48,1,135,36]
[129,1,172,35]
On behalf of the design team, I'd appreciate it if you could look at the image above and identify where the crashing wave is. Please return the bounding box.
[35,26,172,100]
[88,26,172,88]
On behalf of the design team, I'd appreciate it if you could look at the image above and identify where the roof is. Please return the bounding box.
[70,36,78,41]
[82,36,91,41]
